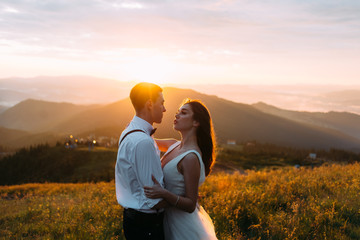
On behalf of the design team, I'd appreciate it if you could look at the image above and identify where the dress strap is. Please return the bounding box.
[176,150,203,167]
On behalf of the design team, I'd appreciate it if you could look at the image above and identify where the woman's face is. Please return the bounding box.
[173,103,197,131]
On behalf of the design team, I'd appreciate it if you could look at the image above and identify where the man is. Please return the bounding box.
[115,82,167,239]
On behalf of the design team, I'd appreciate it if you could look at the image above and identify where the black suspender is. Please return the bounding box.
[118,129,146,146]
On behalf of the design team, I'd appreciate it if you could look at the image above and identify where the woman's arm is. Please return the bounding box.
[155,138,178,153]
[144,153,200,213]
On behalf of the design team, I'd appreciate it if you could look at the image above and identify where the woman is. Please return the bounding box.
[144,99,217,240]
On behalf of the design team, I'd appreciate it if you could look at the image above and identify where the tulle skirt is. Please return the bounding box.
[164,204,217,240]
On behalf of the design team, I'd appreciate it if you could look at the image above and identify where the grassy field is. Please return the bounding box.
[1,162,360,239]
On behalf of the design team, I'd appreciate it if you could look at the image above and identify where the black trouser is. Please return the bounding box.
[123,208,164,240]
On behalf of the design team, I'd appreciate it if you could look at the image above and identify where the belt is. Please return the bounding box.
[124,208,164,223]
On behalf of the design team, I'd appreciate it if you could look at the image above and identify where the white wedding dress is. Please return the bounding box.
[162,142,217,240]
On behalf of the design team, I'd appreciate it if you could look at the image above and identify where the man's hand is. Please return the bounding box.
[152,199,169,210]
[144,175,165,199]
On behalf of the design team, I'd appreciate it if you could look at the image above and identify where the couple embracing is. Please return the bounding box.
[115,82,217,240]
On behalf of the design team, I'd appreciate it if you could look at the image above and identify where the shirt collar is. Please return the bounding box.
[131,116,154,135]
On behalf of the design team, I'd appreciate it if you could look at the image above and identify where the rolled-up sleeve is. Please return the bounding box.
[134,139,164,209]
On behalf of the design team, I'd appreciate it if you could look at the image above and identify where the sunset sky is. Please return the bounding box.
[1,0,359,85]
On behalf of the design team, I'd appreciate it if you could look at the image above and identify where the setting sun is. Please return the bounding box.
[122,55,176,84]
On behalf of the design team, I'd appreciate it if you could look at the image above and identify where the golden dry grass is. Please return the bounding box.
[1,162,360,239]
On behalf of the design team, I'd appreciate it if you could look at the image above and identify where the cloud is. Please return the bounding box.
[2,0,358,52]
[117,2,144,9]
[0,0,360,84]
[2,6,20,13]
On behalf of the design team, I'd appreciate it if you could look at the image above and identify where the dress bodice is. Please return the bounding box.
[161,142,206,196]
[161,142,217,239]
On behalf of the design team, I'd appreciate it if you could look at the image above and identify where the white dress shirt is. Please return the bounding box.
[115,116,164,213]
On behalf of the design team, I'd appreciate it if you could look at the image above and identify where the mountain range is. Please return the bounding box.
[253,102,360,140]
[1,87,360,152]
[1,76,360,115]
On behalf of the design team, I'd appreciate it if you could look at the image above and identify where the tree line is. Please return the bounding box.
[1,142,360,186]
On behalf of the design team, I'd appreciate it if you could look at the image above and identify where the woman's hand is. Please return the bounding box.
[155,139,178,153]
[144,175,166,199]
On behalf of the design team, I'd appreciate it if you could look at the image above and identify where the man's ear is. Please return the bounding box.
[145,99,152,110]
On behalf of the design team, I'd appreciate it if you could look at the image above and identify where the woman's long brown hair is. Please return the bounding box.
[183,99,216,176]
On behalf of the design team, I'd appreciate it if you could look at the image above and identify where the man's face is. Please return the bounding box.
[151,92,166,124]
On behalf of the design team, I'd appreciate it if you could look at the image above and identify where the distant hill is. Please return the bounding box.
[50,98,135,136]
[0,127,29,145]
[1,87,360,151]
[0,105,8,114]
[253,102,360,140]
[0,99,99,132]
[0,127,62,149]
[178,84,360,115]
[0,76,133,106]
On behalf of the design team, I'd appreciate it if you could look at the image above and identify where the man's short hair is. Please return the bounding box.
[130,82,163,111]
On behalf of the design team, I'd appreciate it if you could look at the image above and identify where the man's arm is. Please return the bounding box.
[133,138,164,208]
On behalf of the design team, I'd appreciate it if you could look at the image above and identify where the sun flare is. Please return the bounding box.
[123,56,176,85]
